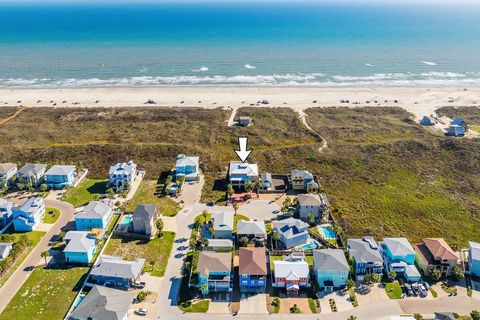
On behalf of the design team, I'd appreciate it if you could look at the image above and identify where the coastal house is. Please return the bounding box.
[272,217,309,249]
[381,238,421,282]
[108,160,137,191]
[445,125,465,137]
[414,238,459,278]
[297,193,325,219]
[261,172,273,190]
[239,247,267,292]
[237,220,266,243]
[45,165,77,189]
[313,249,350,292]
[272,251,310,294]
[131,204,159,237]
[0,242,13,260]
[89,255,145,289]
[0,199,14,229]
[0,163,17,186]
[197,251,232,294]
[451,117,467,128]
[63,231,97,264]
[17,163,47,187]
[468,242,480,279]
[228,161,258,188]
[347,237,384,281]
[420,116,437,126]
[69,285,133,320]
[238,116,251,127]
[206,239,234,251]
[175,154,200,181]
[291,170,314,191]
[212,211,234,239]
[12,196,45,232]
[75,201,113,231]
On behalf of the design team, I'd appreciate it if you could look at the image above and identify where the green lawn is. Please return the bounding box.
[0,267,87,320]
[384,282,403,299]
[308,297,318,313]
[179,300,210,313]
[43,207,61,224]
[103,231,175,277]
[0,231,46,289]
[125,180,180,216]
[62,178,108,207]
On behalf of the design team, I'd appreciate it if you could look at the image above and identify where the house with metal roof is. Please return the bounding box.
[420,116,437,126]
[347,236,384,281]
[0,242,13,260]
[89,255,145,289]
[414,238,459,278]
[272,218,309,249]
[197,251,232,294]
[239,247,267,292]
[175,154,200,181]
[12,196,45,232]
[131,204,159,237]
[445,125,466,137]
[75,201,113,231]
[313,249,350,292]
[381,238,421,282]
[17,163,47,187]
[228,161,258,188]
[45,164,77,189]
[69,285,133,320]
[63,231,97,264]
[0,163,17,186]
[237,220,266,242]
[272,252,310,294]
[108,160,137,191]
[212,211,234,239]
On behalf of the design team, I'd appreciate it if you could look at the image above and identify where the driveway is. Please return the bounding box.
[398,295,480,315]
[128,274,163,320]
[0,198,75,314]
[237,200,280,221]
[278,295,312,314]
[238,293,268,314]
[208,293,231,314]
[355,283,389,306]
[318,291,354,313]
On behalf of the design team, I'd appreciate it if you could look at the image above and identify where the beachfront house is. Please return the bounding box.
[228,161,258,188]
[175,154,200,181]
[420,116,437,126]
[297,193,325,219]
[197,251,232,294]
[272,217,309,249]
[237,220,266,243]
[291,169,314,191]
[445,125,466,137]
[0,199,14,229]
[212,211,234,239]
[108,160,137,191]
[238,116,251,127]
[0,163,17,186]
[63,231,97,264]
[451,117,467,128]
[131,204,159,237]
[272,251,310,294]
[239,247,267,292]
[89,255,145,289]
[12,196,45,232]
[313,249,349,292]
[347,237,384,281]
[414,238,459,278]
[0,242,13,260]
[468,242,480,279]
[70,285,133,320]
[381,238,421,282]
[45,165,76,189]
[75,201,113,231]
[17,163,47,187]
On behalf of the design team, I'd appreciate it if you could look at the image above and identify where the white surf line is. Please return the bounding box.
[295,108,328,153]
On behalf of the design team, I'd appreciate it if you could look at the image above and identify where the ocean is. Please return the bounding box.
[1,1,480,88]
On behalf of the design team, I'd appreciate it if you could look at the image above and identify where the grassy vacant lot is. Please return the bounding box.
[0,231,46,289]
[125,180,180,216]
[0,267,87,320]
[44,207,61,223]
[62,178,108,207]
[179,300,210,313]
[384,281,403,299]
[103,231,175,277]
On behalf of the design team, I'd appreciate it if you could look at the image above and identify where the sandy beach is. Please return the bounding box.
[1,87,480,119]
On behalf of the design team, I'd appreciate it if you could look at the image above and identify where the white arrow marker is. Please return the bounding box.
[235,137,252,163]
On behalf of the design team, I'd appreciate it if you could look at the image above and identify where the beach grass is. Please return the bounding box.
[124,179,180,216]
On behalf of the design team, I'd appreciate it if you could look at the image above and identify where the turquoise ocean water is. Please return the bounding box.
[1,2,480,87]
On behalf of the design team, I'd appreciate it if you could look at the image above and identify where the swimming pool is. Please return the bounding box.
[320,226,336,240]
[121,214,132,225]
[300,241,318,251]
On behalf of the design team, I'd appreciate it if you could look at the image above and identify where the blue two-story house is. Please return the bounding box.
[89,255,145,289]
[469,242,480,279]
[228,161,258,188]
[313,249,350,292]
[381,238,421,283]
[13,197,45,232]
[347,237,384,281]
[0,199,14,230]
[175,154,199,181]
[239,247,267,292]
[197,251,232,295]
[45,165,76,189]
[63,231,96,264]
[75,201,113,231]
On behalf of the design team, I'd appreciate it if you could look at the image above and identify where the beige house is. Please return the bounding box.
[414,238,459,278]
[132,204,159,238]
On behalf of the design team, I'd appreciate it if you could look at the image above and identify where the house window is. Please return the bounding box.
[242,281,247,285]
[258,281,264,285]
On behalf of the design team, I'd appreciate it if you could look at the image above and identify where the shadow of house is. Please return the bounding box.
[86,180,108,195]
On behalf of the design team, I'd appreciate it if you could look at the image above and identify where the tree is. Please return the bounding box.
[389,271,397,281]
[156,218,164,238]
[40,183,48,192]
[471,310,480,320]
[272,232,280,248]
[281,197,292,213]
[370,273,381,284]
[239,236,249,247]
[208,227,215,239]
[202,237,209,248]
[17,183,25,191]
[451,265,464,281]
[232,202,239,214]
[200,283,208,295]
[202,210,209,225]
[413,314,423,320]
[106,188,115,198]
[429,267,441,281]
[347,316,357,320]
[41,250,49,265]
[226,184,234,198]
[346,278,355,290]
[306,213,315,225]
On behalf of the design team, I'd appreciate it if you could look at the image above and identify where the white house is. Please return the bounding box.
[108,160,137,191]
[0,163,17,186]
[229,161,258,188]
[0,242,13,260]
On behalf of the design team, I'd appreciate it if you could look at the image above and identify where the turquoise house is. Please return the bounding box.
[12,197,45,232]
[313,249,350,292]
[45,165,76,189]
[381,238,421,282]
[197,251,232,294]
[175,154,199,181]
[75,201,113,231]
[469,242,480,279]
[63,231,96,264]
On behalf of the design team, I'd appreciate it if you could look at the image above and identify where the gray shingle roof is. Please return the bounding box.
[64,231,95,253]
[45,165,76,176]
[237,220,266,236]
[77,201,112,220]
[0,163,17,174]
[347,237,383,264]
[176,155,199,167]
[17,163,47,177]
[90,255,145,279]
[382,238,415,256]
[197,251,231,278]
[213,211,234,231]
[297,194,323,206]
[133,204,157,220]
[272,218,309,240]
[70,285,132,320]
[313,249,349,272]
[109,161,136,176]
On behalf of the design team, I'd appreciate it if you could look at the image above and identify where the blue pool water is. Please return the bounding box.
[122,214,132,225]
[321,226,336,240]
[300,242,318,251]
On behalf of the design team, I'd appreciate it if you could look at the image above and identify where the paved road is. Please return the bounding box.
[0,199,76,314]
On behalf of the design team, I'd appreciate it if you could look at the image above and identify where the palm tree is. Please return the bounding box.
[233,202,239,215]
[41,250,49,265]
[272,232,280,248]
[347,316,357,320]
[201,210,209,225]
